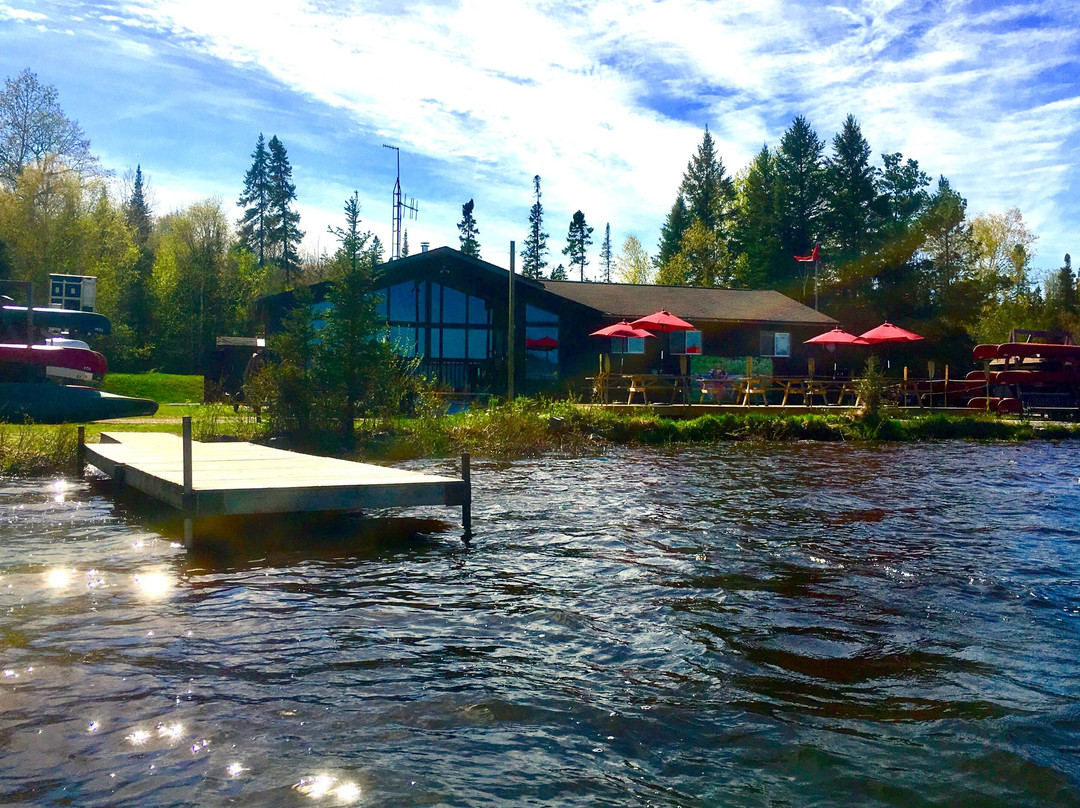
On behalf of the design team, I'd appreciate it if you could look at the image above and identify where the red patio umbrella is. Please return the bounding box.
[630,310,696,333]
[805,328,868,376]
[589,321,655,339]
[858,322,923,343]
[858,322,923,373]
[631,310,696,368]
[804,328,868,346]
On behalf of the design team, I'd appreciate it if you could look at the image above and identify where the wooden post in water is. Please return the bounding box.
[507,241,516,403]
[76,425,85,478]
[182,416,194,548]
[461,452,472,540]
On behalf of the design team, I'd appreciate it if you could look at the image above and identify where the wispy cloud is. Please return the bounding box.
[11,0,1080,275]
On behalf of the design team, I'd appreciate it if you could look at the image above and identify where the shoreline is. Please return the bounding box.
[2,403,1078,477]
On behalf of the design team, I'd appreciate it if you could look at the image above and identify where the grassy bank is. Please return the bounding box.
[102,373,203,404]
[2,399,1078,477]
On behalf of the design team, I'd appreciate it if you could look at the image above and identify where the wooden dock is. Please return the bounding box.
[81,420,471,547]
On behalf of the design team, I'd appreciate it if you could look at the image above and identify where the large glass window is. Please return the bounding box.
[526,304,558,323]
[380,280,492,362]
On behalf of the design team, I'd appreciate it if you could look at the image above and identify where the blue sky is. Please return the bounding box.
[3,0,1079,281]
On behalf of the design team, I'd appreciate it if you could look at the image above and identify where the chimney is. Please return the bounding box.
[421,242,430,253]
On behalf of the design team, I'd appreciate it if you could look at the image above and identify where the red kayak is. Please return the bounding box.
[996,369,1080,385]
[0,343,107,386]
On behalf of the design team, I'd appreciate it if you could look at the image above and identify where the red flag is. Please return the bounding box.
[795,244,820,262]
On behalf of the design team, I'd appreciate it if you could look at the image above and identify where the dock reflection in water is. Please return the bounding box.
[0,443,1078,806]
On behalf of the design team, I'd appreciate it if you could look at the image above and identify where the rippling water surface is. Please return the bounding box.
[1,441,1078,806]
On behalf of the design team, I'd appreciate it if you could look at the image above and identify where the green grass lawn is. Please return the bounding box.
[103,373,203,404]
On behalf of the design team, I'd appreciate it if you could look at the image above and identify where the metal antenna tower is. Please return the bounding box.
[382,144,419,260]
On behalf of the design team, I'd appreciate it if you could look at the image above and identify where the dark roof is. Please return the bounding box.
[538,280,837,327]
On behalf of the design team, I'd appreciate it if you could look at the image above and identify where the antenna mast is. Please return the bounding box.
[382,144,419,260]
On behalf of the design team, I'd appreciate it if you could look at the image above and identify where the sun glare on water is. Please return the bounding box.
[133,571,172,599]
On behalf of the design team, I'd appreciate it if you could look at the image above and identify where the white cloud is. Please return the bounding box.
[49,0,1080,275]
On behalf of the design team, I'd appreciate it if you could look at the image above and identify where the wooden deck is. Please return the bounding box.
[81,425,471,546]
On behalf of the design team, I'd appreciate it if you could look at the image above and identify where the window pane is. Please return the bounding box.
[389,282,418,322]
[430,283,441,323]
[774,332,791,357]
[443,287,466,323]
[468,295,488,324]
[442,327,467,358]
[611,337,643,355]
[672,330,701,355]
[759,330,775,356]
[526,305,558,323]
[468,328,488,360]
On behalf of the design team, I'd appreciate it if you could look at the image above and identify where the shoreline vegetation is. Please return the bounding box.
[2,396,1078,477]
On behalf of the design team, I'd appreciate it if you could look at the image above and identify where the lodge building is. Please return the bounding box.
[248,246,838,398]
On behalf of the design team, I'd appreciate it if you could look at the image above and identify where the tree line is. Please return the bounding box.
[2,66,1077,381]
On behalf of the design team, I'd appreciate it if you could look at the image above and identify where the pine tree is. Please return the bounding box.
[657,195,690,269]
[237,134,271,266]
[126,165,152,247]
[550,263,568,280]
[563,211,593,282]
[521,175,549,279]
[401,229,410,258]
[458,199,481,258]
[322,191,384,447]
[266,135,304,287]
[824,114,878,264]
[121,164,154,345]
[776,115,826,295]
[600,223,612,282]
[731,145,784,289]
[680,126,734,232]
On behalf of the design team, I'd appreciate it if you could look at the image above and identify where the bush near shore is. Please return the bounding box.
[1,399,1078,477]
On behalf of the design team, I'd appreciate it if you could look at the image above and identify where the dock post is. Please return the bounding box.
[76,425,85,478]
[461,452,472,541]
[182,416,194,549]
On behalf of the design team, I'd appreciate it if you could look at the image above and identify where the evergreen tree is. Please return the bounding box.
[401,229,410,257]
[521,175,549,279]
[680,126,734,232]
[126,165,152,247]
[731,145,784,288]
[824,115,878,264]
[121,164,154,350]
[776,115,826,295]
[878,152,930,234]
[550,263,568,280]
[458,198,481,258]
[1045,253,1078,318]
[266,135,304,287]
[600,223,613,282]
[237,134,271,266]
[321,191,386,447]
[657,195,690,269]
[563,210,593,281]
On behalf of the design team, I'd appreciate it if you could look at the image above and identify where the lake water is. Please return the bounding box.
[1,441,1078,807]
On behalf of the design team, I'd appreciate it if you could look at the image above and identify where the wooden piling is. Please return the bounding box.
[182,416,194,548]
[76,425,85,478]
[461,452,472,540]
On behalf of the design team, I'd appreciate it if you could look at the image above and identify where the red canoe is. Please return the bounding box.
[0,343,107,386]
[997,342,1080,360]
